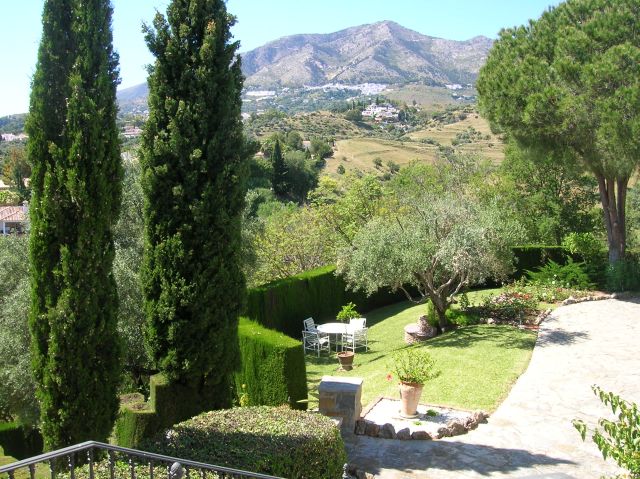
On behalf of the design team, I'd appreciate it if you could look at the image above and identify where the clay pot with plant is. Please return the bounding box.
[388,348,440,418]
[336,302,360,370]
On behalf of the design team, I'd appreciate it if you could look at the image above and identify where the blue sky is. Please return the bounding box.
[0,1,561,117]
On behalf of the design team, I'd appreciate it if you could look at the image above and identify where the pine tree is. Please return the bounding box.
[26,0,122,450]
[141,0,247,392]
[271,138,288,198]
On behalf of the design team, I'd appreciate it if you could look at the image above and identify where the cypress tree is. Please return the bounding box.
[271,138,288,198]
[141,0,247,394]
[27,0,122,450]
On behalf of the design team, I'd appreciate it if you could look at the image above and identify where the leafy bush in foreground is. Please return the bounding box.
[141,406,346,479]
[573,386,640,478]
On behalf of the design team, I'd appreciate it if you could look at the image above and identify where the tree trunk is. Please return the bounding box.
[596,173,627,264]
[429,293,450,333]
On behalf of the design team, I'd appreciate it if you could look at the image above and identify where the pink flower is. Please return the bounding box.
[386,373,393,382]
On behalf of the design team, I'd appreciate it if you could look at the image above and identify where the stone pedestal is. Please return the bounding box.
[318,376,363,433]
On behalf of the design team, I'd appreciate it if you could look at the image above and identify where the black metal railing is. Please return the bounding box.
[0,441,282,479]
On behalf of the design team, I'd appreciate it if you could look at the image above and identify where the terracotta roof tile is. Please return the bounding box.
[0,206,27,222]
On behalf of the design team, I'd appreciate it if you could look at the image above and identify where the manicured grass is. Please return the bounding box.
[305,292,536,412]
[0,446,49,479]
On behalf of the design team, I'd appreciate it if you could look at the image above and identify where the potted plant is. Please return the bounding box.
[336,303,361,370]
[336,302,360,322]
[389,348,440,418]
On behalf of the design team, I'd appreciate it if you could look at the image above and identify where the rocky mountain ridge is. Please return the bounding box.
[241,20,492,88]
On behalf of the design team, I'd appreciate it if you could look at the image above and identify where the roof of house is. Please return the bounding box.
[0,206,27,222]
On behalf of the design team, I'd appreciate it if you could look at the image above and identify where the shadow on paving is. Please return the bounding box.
[536,328,589,347]
[345,436,576,477]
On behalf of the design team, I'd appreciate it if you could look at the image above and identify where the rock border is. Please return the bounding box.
[354,409,488,440]
[561,292,614,306]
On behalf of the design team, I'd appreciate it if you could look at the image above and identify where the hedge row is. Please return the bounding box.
[246,246,575,338]
[235,318,307,410]
[246,265,405,338]
[115,321,307,448]
[0,422,43,460]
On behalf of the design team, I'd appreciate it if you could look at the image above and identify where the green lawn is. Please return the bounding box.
[305,294,537,412]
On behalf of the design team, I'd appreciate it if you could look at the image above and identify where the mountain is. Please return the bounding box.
[241,21,493,88]
[117,83,149,116]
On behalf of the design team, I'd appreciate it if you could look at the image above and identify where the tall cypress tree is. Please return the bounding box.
[141,0,247,393]
[271,138,288,198]
[27,0,122,450]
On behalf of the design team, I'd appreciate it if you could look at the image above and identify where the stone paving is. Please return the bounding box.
[344,298,640,478]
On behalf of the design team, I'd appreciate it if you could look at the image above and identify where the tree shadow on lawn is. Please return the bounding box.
[364,300,423,328]
[345,435,576,477]
[424,325,537,351]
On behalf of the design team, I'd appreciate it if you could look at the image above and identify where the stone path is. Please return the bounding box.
[345,298,640,478]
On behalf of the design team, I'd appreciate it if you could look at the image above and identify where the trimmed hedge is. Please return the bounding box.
[246,247,573,338]
[236,318,307,410]
[0,422,43,460]
[114,374,221,448]
[115,320,307,447]
[141,406,347,479]
[246,265,405,338]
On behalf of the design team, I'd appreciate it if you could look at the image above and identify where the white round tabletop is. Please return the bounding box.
[317,322,352,334]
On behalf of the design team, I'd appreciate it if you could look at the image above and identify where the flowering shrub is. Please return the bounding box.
[388,348,440,385]
[462,290,538,323]
[506,279,591,303]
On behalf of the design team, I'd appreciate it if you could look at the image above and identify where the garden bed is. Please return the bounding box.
[355,397,488,440]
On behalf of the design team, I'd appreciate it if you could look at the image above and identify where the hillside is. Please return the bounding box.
[329,112,503,176]
[241,20,492,88]
[117,83,149,116]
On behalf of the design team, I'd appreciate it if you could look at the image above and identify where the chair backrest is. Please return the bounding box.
[303,317,316,331]
[349,318,366,330]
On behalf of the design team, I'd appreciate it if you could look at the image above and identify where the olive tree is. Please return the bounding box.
[337,165,521,331]
[477,0,640,264]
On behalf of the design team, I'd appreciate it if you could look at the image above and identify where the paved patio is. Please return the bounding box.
[345,298,640,478]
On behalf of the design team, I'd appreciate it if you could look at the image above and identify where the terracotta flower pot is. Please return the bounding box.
[399,381,424,418]
[337,351,354,371]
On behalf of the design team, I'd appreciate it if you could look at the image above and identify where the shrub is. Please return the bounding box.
[526,258,594,290]
[236,318,307,410]
[562,232,603,260]
[511,245,567,278]
[573,386,639,477]
[141,406,347,479]
[606,257,640,292]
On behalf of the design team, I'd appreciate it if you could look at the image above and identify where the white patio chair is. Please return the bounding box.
[302,330,330,357]
[349,317,366,329]
[303,317,317,332]
[343,318,368,352]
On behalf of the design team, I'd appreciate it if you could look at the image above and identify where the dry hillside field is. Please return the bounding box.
[328,114,503,176]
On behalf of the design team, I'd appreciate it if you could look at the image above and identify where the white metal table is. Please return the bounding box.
[317,322,355,351]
